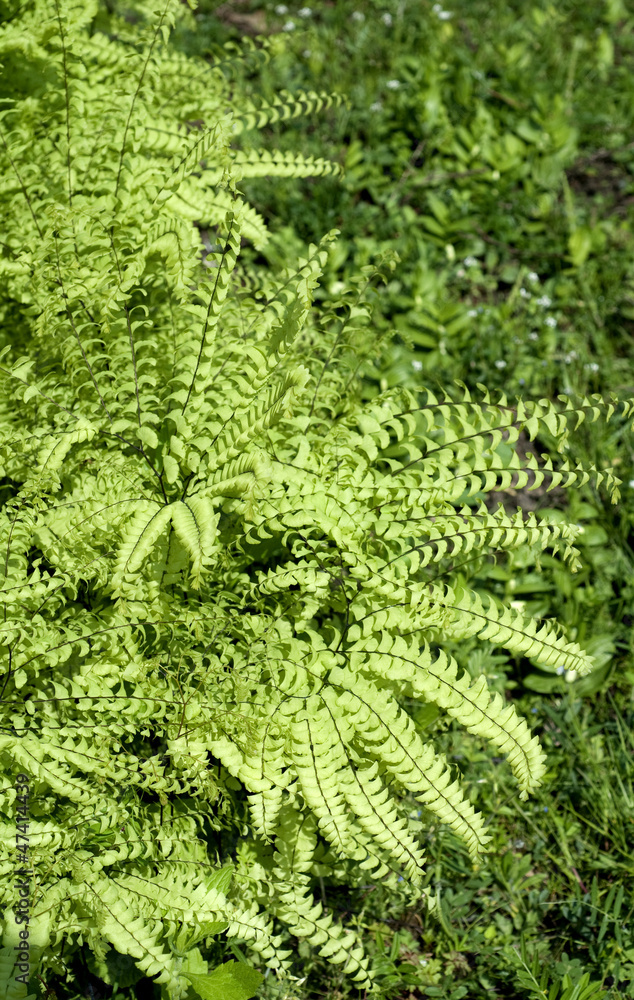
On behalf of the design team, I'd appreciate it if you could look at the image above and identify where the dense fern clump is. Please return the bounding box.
[0,2,631,998]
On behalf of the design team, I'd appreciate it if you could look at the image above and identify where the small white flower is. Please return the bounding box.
[463,255,477,267]
[556,666,566,676]
[528,332,539,341]
[467,308,478,317]
[370,101,383,112]
[351,10,365,21]
[520,287,530,298]
[495,360,507,369]
[628,479,634,488]
[432,3,453,18]
[412,359,423,371]
[386,79,400,89]
[302,49,311,57]
[545,316,557,328]
[282,20,296,31]
[381,12,393,25]
[456,268,465,278]
[298,6,312,16]
[420,959,428,967]
[585,362,600,372]
[274,3,288,12]
[565,669,577,683]
[527,271,539,283]
[537,295,552,307]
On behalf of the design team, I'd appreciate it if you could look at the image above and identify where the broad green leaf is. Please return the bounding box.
[183,962,264,1000]
[567,227,593,267]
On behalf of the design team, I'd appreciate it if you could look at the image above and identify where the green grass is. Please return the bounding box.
[189,0,634,394]
[165,2,634,997]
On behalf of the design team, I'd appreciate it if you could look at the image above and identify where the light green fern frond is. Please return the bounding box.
[0,0,631,994]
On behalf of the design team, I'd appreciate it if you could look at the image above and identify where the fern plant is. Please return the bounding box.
[0,1,631,999]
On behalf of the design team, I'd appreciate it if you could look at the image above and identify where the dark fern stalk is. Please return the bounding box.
[0,2,631,999]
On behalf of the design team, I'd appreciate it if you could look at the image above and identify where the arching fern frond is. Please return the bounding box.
[231,89,350,137]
